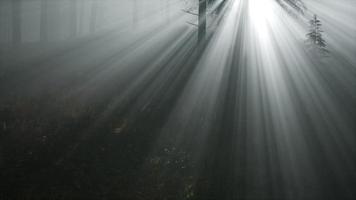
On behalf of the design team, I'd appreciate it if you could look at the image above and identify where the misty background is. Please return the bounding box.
[0,0,356,199]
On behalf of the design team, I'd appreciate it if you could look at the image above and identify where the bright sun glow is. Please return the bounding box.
[249,0,277,41]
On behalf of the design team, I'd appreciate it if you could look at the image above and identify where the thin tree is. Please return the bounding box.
[69,0,77,37]
[40,0,48,41]
[198,0,207,42]
[11,0,21,44]
[90,0,99,33]
[182,0,207,42]
[306,14,329,55]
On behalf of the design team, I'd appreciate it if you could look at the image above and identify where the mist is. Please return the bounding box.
[1,0,356,199]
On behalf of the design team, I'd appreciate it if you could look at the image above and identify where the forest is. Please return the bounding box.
[0,0,356,199]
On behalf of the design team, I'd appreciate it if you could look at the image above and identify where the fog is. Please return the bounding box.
[1,0,356,199]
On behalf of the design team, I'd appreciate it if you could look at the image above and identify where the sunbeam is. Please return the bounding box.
[0,0,355,199]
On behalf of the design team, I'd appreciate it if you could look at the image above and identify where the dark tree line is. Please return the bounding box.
[4,0,329,55]
[3,0,171,44]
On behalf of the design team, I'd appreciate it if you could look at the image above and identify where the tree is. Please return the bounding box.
[306,15,329,55]
[69,0,78,37]
[90,0,99,33]
[198,0,207,42]
[11,0,21,44]
[182,0,315,46]
[183,0,223,42]
[40,0,48,41]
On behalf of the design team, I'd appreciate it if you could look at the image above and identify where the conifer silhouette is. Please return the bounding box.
[306,14,329,55]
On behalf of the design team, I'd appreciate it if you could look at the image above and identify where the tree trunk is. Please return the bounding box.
[11,0,21,44]
[69,0,77,37]
[90,0,98,33]
[40,0,48,41]
[198,0,206,42]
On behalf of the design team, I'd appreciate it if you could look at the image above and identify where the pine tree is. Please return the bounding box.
[306,15,329,55]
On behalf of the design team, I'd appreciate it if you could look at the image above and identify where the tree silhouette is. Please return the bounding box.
[183,0,227,42]
[11,0,21,44]
[90,0,99,33]
[69,0,78,38]
[306,15,329,55]
[198,0,207,42]
[40,0,48,42]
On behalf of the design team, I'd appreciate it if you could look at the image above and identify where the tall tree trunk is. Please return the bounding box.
[90,0,98,33]
[79,0,85,35]
[40,0,48,42]
[69,0,77,37]
[198,0,206,42]
[11,0,21,44]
